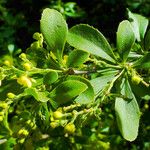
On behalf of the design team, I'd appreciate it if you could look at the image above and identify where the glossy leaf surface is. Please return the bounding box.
[43,71,58,85]
[67,24,115,62]
[117,20,135,61]
[115,79,140,141]
[49,80,87,105]
[40,8,68,60]
[67,75,95,104]
[66,50,89,67]
[25,88,49,102]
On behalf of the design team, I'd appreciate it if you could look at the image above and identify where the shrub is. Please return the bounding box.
[0,8,150,149]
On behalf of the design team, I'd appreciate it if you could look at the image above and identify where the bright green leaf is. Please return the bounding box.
[115,78,140,141]
[43,71,58,85]
[128,10,149,41]
[49,80,87,105]
[25,88,49,102]
[67,24,115,63]
[117,20,135,61]
[40,8,68,60]
[128,52,142,59]
[67,75,94,104]
[66,50,89,67]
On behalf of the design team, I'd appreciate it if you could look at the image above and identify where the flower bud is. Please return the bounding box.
[53,111,63,119]
[17,75,32,88]
[131,75,142,85]
[50,122,59,129]
[33,32,43,41]
[64,123,76,134]
[18,138,25,144]
[0,116,3,122]
[19,53,26,59]
[18,129,29,136]
[4,60,11,67]
[30,41,40,50]
[0,102,8,109]
[7,92,15,99]
[144,104,149,109]
[23,63,31,71]
[0,112,4,116]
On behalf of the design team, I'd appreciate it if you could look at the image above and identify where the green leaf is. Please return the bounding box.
[115,78,140,141]
[128,10,149,41]
[132,52,150,69]
[41,103,50,126]
[128,52,142,59]
[40,8,68,60]
[117,20,135,61]
[66,50,89,67]
[43,71,58,85]
[67,75,94,104]
[144,29,150,51]
[67,24,115,63]
[25,88,49,102]
[49,80,87,105]
[90,70,118,96]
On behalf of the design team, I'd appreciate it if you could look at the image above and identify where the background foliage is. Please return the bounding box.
[0,0,150,54]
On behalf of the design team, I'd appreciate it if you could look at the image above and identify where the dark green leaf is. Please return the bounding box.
[0,80,23,101]
[66,50,89,67]
[132,52,150,69]
[67,24,115,62]
[40,8,68,60]
[49,80,87,105]
[144,29,150,51]
[25,88,49,102]
[117,20,135,61]
[129,79,150,98]
[115,78,140,141]
[67,75,94,104]
[41,103,50,126]
[43,71,58,85]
